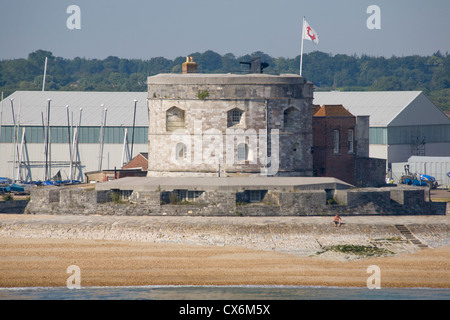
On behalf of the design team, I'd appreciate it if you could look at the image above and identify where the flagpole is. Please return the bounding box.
[299,16,305,76]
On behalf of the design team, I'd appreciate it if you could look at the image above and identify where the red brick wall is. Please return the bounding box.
[100,170,147,182]
[313,116,356,185]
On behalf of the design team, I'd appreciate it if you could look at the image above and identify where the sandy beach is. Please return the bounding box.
[0,214,449,289]
[0,237,449,289]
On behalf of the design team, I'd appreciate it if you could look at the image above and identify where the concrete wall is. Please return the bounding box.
[355,157,387,187]
[355,116,370,158]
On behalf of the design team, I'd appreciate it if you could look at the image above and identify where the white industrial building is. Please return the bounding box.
[0,91,148,182]
[314,91,450,178]
[2,90,449,185]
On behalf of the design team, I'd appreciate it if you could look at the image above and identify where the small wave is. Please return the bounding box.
[1,284,449,291]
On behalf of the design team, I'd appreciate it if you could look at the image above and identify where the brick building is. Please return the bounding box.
[312,104,386,187]
[84,153,148,183]
[312,105,356,185]
[314,91,450,179]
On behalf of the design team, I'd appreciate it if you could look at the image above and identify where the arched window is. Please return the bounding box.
[333,130,340,154]
[166,107,185,131]
[283,106,300,128]
[227,108,244,127]
[237,143,249,161]
[348,129,354,153]
[176,142,187,160]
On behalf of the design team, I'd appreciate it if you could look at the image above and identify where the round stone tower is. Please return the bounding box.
[147,73,314,177]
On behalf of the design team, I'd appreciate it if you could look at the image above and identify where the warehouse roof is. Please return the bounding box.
[314,91,450,127]
[0,91,148,126]
[2,90,448,128]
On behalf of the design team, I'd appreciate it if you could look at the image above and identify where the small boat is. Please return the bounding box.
[9,183,25,192]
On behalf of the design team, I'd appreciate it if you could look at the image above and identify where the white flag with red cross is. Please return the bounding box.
[302,19,319,44]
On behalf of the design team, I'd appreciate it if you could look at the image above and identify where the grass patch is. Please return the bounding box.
[197,90,209,100]
[110,191,127,204]
[320,245,393,257]
[326,197,338,205]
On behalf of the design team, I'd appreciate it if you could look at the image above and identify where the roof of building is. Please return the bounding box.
[148,73,306,85]
[314,91,450,127]
[312,105,321,116]
[1,91,148,126]
[122,152,149,170]
[95,176,353,192]
[313,105,354,117]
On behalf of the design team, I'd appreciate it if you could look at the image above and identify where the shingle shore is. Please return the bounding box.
[1,214,448,259]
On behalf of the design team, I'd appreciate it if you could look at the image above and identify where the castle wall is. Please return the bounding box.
[24,185,447,216]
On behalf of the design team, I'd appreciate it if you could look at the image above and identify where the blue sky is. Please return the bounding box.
[0,0,449,60]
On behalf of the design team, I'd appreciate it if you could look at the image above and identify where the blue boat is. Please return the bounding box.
[9,183,25,192]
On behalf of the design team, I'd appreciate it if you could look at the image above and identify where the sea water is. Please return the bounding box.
[1,285,449,300]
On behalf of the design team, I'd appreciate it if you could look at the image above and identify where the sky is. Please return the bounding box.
[0,0,449,60]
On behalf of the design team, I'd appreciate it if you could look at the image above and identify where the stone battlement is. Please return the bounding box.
[148,73,312,100]
[24,182,447,216]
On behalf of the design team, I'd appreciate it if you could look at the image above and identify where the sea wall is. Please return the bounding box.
[24,185,448,216]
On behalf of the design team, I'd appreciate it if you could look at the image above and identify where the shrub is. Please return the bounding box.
[110,191,122,203]
[197,90,209,100]
[2,193,13,201]
[169,193,179,204]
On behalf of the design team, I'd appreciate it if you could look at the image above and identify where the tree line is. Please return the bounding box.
[1,49,449,111]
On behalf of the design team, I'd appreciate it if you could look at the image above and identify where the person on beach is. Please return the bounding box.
[333,214,342,227]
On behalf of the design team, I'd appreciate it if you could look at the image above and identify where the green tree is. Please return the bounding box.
[1,49,448,111]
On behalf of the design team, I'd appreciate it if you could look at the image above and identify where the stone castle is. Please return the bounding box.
[147,72,314,177]
[23,58,446,217]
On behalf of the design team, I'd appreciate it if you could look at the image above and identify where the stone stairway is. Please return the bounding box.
[395,224,428,249]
